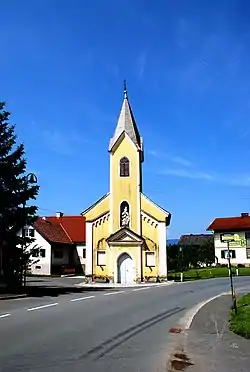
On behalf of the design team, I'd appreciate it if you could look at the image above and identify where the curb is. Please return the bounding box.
[75,281,174,289]
[179,291,230,330]
[0,294,27,301]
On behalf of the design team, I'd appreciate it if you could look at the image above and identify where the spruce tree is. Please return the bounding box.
[0,101,39,287]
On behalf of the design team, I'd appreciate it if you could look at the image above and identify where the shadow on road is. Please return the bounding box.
[23,286,107,298]
[0,285,107,299]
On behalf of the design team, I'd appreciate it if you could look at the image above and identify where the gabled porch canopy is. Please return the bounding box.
[106,227,144,246]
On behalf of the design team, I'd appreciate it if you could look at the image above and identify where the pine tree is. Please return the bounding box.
[0,102,39,288]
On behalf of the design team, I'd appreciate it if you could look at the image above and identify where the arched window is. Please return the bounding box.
[120,157,130,177]
[120,201,130,227]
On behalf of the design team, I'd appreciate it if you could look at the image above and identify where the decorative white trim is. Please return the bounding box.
[97,250,106,266]
[110,153,114,234]
[141,211,159,227]
[93,212,110,228]
[85,222,93,275]
[145,251,156,267]
[158,222,167,275]
[137,152,141,235]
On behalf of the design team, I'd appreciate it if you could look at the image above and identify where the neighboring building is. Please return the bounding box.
[179,234,213,247]
[23,214,86,275]
[82,84,171,284]
[167,239,179,245]
[207,213,250,266]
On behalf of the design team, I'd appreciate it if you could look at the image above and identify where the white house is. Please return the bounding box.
[23,213,86,275]
[207,212,250,266]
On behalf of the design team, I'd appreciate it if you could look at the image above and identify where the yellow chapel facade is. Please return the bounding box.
[82,84,171,284]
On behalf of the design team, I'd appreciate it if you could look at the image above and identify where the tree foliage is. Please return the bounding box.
[0,102,39,287]
[167,238,215,272]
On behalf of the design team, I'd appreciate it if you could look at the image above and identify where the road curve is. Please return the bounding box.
[0,277,249,372]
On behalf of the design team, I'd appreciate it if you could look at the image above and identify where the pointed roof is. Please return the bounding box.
[109,81,143,152]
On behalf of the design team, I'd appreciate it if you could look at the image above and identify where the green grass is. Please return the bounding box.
[230,293,250,338]
[167,267,250,281]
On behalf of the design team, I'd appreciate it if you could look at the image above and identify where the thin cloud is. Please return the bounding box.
[158,167,250,187]
[42,129,93,155]
[136,51,147,78]
[171,156,193,167]
[148,149,192,167]
[159,168,213,181]
[147,149,165,157]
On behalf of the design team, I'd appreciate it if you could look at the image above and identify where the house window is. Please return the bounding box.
[35,265,41,270]
[97,251,106,266]
[120,201,130,227]
[120,157,130,177]
[246,248,250,259]
[221,250,236,259]
[146,252,156,267]
[32,250,39,258]
[246,232,250,246]
[40,249,46,258]
[23,227,35,237]
[54,249,63,259]
[83,248,86,259]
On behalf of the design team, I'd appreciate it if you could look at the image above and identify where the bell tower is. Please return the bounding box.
[108,81,144,235]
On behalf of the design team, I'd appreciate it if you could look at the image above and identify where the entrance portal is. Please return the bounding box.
[117,253,134,285]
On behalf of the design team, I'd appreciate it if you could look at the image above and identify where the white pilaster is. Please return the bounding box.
[85,222,93,275]
[158,222,167,276]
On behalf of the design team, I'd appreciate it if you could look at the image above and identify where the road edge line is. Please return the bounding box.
[181,291,230,330]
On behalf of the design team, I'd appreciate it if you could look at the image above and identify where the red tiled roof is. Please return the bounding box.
[34,216,86,244]
[207,216,250,231]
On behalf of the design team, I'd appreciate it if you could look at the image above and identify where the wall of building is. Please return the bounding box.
[214,231,250,266]
[75,244,86,272]
[92,213,110,277]
[141,212,159,278]
[110,135,141,234]
[51,245,70,266]
[27,229,51,275]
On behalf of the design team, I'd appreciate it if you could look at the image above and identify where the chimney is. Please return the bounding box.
[56,212,64,218]
[241,213,249,217]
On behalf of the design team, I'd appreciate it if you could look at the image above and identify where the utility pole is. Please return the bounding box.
[221,233,237,313]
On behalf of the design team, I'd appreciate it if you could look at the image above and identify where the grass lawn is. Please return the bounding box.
[167,267,250,281]
[230,293,250,339]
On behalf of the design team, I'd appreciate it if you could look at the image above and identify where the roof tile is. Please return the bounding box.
[207,216,250,231]
[34,216,86,244]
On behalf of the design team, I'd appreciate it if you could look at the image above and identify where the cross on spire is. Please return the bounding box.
[123,79,127,99]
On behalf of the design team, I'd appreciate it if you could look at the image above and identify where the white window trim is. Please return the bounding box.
[97,250,106,266]
[145,251,156,267]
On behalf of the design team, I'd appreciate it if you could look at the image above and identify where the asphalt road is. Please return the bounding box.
[0,277,250,372]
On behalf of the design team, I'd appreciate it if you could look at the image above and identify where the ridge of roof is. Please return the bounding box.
[34,215,86,244]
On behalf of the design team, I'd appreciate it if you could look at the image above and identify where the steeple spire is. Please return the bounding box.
[109,81,143,159]
[123,79,128,99]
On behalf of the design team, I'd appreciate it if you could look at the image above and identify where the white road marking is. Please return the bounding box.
[0,313,11,319]
[132,287,150,291]
[180,291,229,330]
[71,295,95,302]
[27,302,58,312]
[104,291,125,296]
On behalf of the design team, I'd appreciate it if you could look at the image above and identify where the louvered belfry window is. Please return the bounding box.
[120,157,130,177]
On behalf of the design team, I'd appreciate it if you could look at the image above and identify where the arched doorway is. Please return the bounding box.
[117,253,134,285]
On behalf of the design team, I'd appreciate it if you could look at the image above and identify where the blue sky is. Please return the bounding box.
[1,0,250,238]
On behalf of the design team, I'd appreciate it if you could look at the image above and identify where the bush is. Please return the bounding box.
[230,293,250,338]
